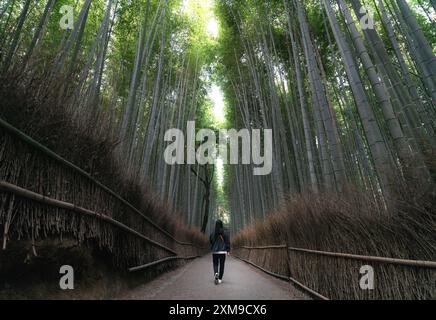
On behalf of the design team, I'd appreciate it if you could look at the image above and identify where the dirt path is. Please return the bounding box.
[119,254,310,300]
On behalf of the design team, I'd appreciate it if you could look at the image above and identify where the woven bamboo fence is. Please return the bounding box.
[0,118,207,271]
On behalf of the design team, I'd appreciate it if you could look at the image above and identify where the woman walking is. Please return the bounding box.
[210,220,230,285]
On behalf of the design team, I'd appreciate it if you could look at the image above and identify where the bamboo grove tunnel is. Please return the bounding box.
[0,0,435,300]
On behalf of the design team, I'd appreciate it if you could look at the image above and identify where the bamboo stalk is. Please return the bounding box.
[128,255,199,272]
[2,224,7,250]
[288,276,329,300]
[2,194,14,250]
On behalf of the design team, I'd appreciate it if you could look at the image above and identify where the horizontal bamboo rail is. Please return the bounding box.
[235,245,436,269]
[0,117,195,247]
[287,276,329,301]
[235,256,290,281]
[241,245,287,249]
[288,247,436,269]
[128,255,200,272]
[0,180,177,255]
[232,254,329,300]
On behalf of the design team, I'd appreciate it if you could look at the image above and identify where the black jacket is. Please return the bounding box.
[209,230,230,253]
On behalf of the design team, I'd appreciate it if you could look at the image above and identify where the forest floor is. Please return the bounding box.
[118,254,310,300]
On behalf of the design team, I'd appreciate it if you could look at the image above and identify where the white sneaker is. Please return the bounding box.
[214,273,219,285]
[218,279,222,284]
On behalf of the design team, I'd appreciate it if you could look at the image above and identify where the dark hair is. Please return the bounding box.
[214,220,224,242]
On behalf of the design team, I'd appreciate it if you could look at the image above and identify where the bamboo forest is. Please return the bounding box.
[0,0,435,301]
